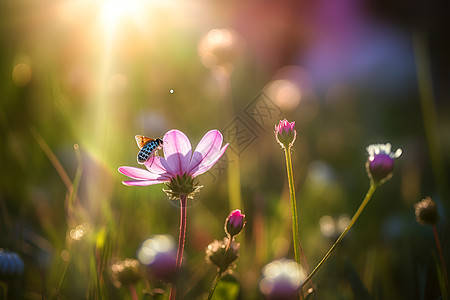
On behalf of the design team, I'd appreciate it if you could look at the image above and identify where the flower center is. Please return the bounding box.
[163,173,203,201]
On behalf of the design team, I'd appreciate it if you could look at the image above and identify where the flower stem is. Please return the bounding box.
[128,284,139,300]
[207,271,223,300]
[432,224,449,293]
[301,184,377,287]
[284,146,301,267]
[169,194,188,300]
[207,237,233,300]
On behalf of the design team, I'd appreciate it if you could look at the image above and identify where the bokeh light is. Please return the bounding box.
[12,63,32,87]
[198,28,243,73]
[69,224,87,241]
[259,259,306,299]
[137,234,176,265]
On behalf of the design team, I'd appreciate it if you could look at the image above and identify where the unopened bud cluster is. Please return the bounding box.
[110,258,141,288]
[414,196,440,225]
[206,237,240,273]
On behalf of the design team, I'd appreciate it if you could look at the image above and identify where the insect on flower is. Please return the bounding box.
[135,135,164,165]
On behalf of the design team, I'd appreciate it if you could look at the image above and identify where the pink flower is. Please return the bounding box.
[275,119,297,148]
[118,129,228,196]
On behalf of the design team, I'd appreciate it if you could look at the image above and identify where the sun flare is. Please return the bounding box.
[99,0,146,30]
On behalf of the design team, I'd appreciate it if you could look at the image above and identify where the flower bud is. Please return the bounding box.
[259,259,306,300]
[415,196,440,225]
[225,209,246,238]
[110,258,141,288]
[205,237,240,273]
[365,143,402,185]
[0,249,24,280]
[137,235,178,283]
[275,119,297,149]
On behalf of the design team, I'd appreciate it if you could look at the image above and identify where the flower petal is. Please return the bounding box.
[187,130,224,175]
[162,129,192,176]
[144,156,169,175]
[191,143,228,177]
[123,179,168,186]
[118,166,163,181]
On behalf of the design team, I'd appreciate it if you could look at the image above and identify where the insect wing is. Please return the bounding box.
[135,135,154,149]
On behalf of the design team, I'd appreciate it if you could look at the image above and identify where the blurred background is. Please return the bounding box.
[0,0,449,299]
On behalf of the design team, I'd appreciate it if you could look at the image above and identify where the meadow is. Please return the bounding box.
[0,0,449,299]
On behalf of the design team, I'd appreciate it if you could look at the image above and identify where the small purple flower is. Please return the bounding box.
[259,259,306,300]
[119,129,228,198]
[137,235,178,282]
[275,119,297,148]
[225,209,246,238]
[366,143,402,185]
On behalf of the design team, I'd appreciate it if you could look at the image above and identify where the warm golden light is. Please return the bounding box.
[198,28,243,72]
[99,0,144,30]
[264,79,302,111]
[69,224,87,241]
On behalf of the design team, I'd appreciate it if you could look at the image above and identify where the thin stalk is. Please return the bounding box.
[207,272,222,300]
[128,284,139,300]
[301,184,377,287]
[284,146,300,266]
[57,255,70,298]
[169,194,188,300]
[432,225,449,294]
[207,236,233,300]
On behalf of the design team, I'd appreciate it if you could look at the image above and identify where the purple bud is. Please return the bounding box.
[366,143,402,185]
[225,209,246,237]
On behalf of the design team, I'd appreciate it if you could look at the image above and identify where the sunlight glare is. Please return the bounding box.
[100,0,145,31]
